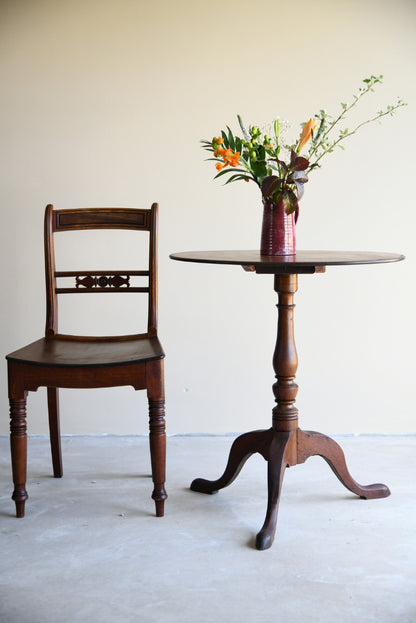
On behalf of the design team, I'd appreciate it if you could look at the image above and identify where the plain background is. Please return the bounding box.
[1,0,415,436]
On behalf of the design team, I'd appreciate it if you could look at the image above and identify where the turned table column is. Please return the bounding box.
[255,274,299,548]
[272,273,299,436]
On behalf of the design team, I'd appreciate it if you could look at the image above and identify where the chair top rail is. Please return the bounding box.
[52,208,151,232]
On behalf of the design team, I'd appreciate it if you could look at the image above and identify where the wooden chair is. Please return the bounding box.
[6,203,167,518]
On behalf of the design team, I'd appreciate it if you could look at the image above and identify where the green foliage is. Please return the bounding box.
[202,75,407,217]
[308,75,407,169]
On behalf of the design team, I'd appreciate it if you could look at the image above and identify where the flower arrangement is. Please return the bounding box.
[202,75,406,221]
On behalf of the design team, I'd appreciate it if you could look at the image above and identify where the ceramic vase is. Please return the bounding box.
[260,197,296,256]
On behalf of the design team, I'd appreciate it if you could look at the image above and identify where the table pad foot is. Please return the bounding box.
[255,431,292,550]
[297,429,391,499]
[190,429,273,494]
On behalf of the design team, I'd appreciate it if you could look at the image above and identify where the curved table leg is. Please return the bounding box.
[190,429,273,494]
[297,430,390,499]
[256,431,291,550]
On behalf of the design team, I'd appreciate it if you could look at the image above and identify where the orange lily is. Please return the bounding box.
[214,147,240,170]
[297,118,320,154]
[230,152,240,166]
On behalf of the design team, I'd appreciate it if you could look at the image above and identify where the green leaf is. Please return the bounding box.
[213,167,250,180]
[251,160,268,180]
[274,118,280,142]
[224,174,251,184]
[221,130,229,148]
[258,145,266,160]
[237,114,251,141]
[226,126,236,151]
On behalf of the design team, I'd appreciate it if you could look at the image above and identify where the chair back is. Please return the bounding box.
[44,204,159,340]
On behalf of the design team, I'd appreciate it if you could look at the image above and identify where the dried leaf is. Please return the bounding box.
[289,170,308,184]
[293,181,305,200]
[282,189,299,215]
[278,160,289,176]
[291,156,309,171]
[261,176,283,199]
[290,150,298,168]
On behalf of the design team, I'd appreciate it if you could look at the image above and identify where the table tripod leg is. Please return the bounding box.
[297,430,391,499]
[190,429,272,494]
[255,431,291,550]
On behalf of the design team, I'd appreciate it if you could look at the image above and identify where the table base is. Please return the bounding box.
[191,427,390,550]
[188,271,392,550]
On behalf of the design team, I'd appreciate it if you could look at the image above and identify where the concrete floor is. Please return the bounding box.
[0,434,415,623]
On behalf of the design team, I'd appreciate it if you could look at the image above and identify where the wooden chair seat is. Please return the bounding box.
[7,336,164,368]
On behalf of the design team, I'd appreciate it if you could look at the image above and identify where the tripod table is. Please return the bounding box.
[170,250,404,550]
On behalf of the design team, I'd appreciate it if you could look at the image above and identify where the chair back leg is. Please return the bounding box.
[47,387,63,478]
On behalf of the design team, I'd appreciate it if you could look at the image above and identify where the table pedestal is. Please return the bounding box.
[190,274,390,550]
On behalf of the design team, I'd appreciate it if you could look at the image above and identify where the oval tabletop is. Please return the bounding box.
[170,250,405,274]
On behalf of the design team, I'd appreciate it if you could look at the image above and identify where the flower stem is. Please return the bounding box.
[309,77,381,160]
[309,100,407,169]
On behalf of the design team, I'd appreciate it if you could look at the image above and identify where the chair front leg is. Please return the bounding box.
[9,394,29,518]
[146,359,167,517]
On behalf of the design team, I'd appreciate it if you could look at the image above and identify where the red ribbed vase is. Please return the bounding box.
[260,197,296,256]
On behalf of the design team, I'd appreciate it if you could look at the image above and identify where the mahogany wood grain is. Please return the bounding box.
[47,387,62,478]
[170,250,404,273]
[174,249,403,550]
[6,204,166,518]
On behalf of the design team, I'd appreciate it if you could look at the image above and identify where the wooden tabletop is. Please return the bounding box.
[170,250,405,274]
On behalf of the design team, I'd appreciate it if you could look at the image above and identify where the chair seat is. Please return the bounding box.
[6,336,165,368]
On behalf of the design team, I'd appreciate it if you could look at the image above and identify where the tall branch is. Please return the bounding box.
[309,100,407,169]
[308,77,383,160]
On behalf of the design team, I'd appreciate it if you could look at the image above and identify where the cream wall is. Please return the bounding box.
[1,0,415,435]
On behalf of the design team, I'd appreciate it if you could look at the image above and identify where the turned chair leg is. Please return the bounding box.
[9,395,29,518]
[148,398,167,516]
[147,360,167,517]
[47,387,63,478]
